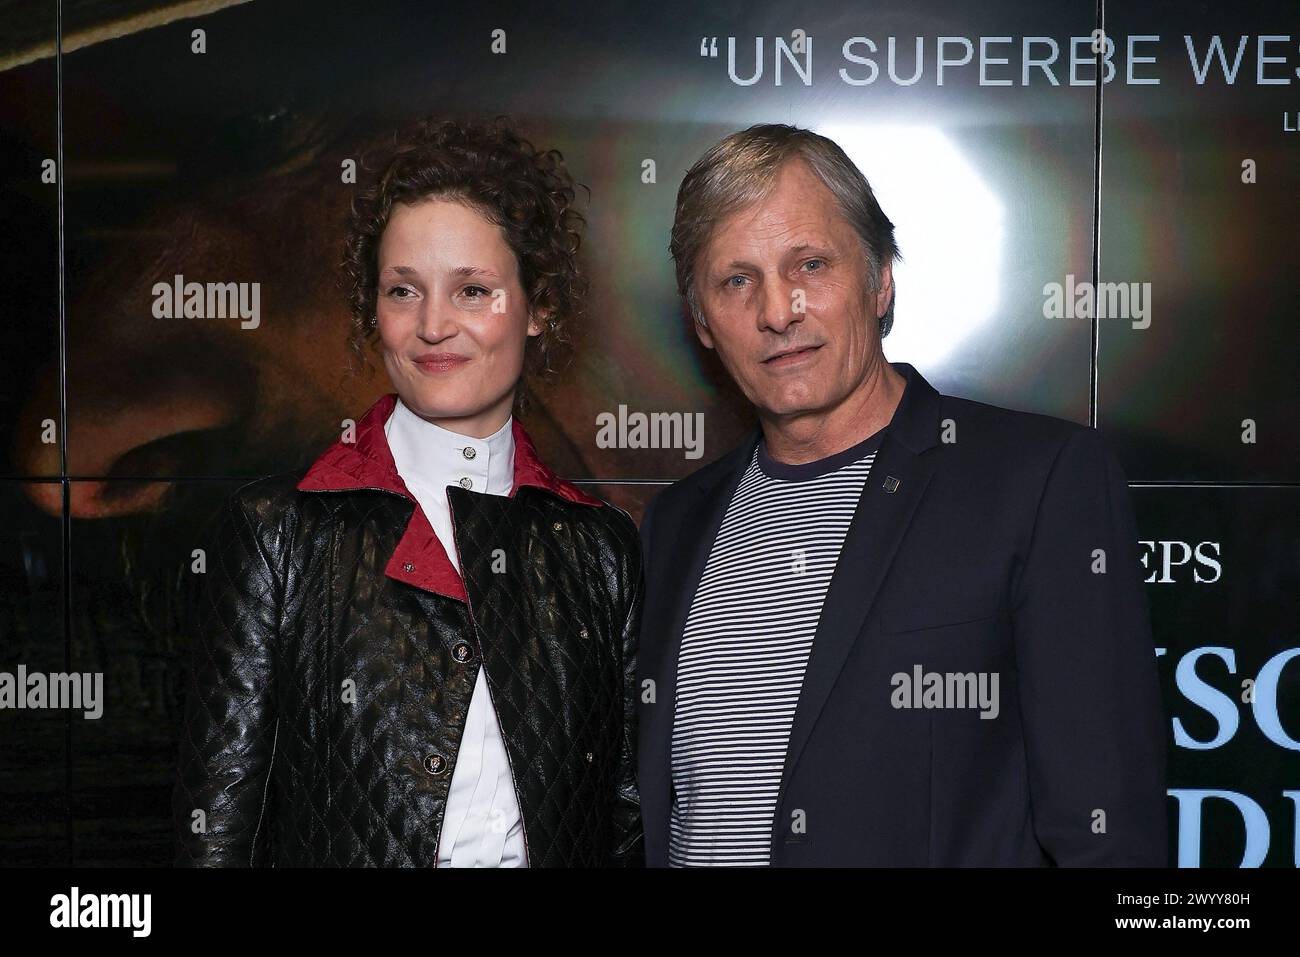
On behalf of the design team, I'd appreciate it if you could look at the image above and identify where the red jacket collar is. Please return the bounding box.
[297,392,602,602]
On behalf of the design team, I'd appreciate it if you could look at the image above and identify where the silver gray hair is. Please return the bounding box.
[669,123,900,337]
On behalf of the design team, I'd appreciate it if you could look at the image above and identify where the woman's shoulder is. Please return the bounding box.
[213,469,353,546]
[539,494,642,609]
[522,488,641,582]
[544,487,637,539]
[223,470,310,523]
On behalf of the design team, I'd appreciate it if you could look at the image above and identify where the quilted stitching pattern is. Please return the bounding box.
[172,472,644,867]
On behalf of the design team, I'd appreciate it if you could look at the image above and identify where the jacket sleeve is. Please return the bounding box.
[1010,426,1168,866]
[172,487,282,867]
[606,509,647,867]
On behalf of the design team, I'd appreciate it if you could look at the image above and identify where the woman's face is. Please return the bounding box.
[375,197,540,437]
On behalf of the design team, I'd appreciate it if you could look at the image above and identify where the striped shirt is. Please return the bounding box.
[669,428,884,867]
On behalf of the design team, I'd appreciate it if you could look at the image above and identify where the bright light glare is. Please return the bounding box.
[816,124,1004,369]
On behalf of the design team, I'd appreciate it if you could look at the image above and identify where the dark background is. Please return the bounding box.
[0,0,1296,866]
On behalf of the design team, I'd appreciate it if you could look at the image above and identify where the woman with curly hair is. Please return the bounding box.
[172,116,643,867]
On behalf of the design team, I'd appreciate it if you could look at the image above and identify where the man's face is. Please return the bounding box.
[693,160,893,420]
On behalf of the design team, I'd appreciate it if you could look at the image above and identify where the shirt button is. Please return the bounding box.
[403,562,415,572]
[585,752,594,763]
[452,642,473,663]
[552,522,562,531]
[459,476,473,489]
[462,446,477,460]
[578,627,588,639]
[424,754,447,775]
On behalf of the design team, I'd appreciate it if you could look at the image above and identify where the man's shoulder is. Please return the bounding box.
[933,392,1107,470]
[642,389,1121,525]
[643,434,755,522]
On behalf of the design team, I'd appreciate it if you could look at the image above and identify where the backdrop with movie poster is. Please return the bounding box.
[0,0,1296,866]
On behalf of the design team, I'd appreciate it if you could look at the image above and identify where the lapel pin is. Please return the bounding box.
[882,475,900,493]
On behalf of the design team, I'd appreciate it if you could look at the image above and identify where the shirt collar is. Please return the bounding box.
[297,392,604,508]
[384,396,515,498]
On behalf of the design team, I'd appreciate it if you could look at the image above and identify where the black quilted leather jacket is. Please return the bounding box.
[172,394,644,867]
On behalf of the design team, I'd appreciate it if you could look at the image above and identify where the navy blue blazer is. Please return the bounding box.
[635,361,1167,866]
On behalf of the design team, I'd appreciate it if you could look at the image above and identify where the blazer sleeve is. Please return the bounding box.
[172,488,282,867]
[1010,426,1168,866]
[607,508,647,867]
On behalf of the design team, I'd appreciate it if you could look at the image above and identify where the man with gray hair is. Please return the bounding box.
[635,123,1166,866]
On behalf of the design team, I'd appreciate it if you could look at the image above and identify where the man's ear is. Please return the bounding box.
[692,310,715,350]
[875,258,895,320]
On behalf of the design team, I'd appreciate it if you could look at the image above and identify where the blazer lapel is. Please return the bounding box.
[771,433,934,821]
[771,362,943,834]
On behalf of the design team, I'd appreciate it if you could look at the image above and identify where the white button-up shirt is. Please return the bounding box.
[384,396,528,867]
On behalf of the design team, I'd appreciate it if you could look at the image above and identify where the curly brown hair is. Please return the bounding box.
[342,115,587,411]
